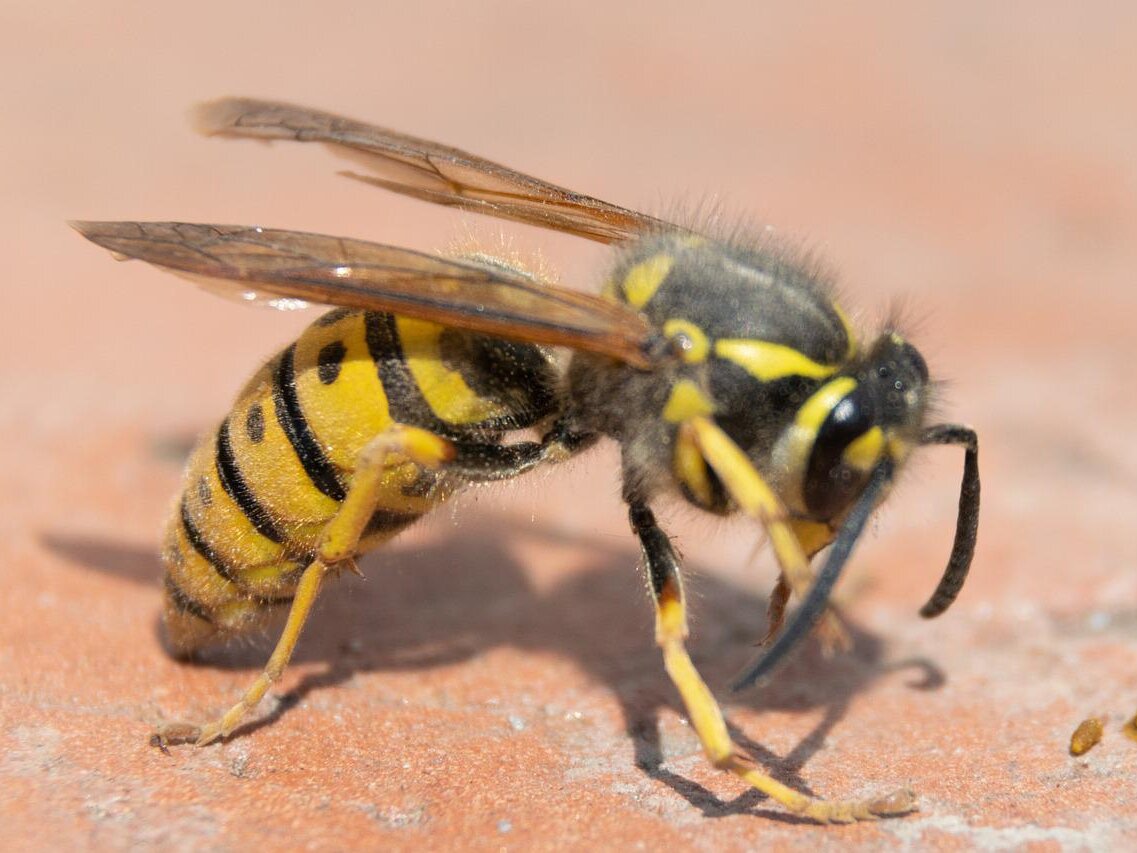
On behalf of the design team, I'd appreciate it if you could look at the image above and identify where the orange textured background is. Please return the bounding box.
[3,2,1136,849]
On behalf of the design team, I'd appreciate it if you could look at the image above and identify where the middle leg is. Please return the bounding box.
[627,498,915,823]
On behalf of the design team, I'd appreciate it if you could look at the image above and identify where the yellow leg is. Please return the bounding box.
[688,417,851,652]
[631,500,914,823]
[155,425,454,747]
[685,418,813,598]
[193,557,329,745]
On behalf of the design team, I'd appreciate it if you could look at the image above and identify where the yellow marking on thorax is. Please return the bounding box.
[397,317,511,425]
[842,426,884,472]
[662,319,710,363]
[621,253,674,309]
[714,339,838,382]
[663,379,715,424]
[293,312,393,470]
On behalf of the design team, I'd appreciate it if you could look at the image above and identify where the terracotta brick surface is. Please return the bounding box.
[3,3,1136,850]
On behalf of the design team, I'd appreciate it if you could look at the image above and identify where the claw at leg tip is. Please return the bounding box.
[871,787,918,816]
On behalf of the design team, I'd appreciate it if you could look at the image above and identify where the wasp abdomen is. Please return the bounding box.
[162,308,559,654]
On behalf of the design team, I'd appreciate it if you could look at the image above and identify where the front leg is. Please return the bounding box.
[681,419,849,652]
[761,520,851,655]
[627,499,915,823]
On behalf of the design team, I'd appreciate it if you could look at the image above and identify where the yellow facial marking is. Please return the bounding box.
[622,253,674,309]
[663,319,710,363]
[796,377,857,433]
[842,426,884,472]
[662,379,715,424]
[770,377,858,513]
[714,339,837,382]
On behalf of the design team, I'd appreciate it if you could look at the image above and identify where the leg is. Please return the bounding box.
[760,573,791,647]
[628,500,915,823]
[157,425,455,747]
[763,520,852,654]
[687,418,849,652]
[763,573,851,656]
[684,419,813,599]
[446,418,595,483]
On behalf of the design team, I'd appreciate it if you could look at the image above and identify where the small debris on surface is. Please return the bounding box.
[1069,717,1104,756]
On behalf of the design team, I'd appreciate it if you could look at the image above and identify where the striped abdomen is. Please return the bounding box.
[162,308,559,654]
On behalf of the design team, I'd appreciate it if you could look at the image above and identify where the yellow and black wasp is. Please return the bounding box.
[73,97,979,824]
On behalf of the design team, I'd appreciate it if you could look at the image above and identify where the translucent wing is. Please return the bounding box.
[193,97,672,244]
[71,221,662,367]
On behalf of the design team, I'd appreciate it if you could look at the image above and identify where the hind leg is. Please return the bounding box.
[154,425,455,747]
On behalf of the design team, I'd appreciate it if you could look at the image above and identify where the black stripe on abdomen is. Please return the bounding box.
[272,344,347,502]
[364,313,464,438]
[215,418,286,543]
[180,497,238,584]
[164,576,213,624]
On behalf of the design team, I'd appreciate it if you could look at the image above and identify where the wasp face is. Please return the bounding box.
[787,333,931,521]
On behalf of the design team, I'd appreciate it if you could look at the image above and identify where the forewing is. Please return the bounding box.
[193,98,672,244]
[72,221,660,367]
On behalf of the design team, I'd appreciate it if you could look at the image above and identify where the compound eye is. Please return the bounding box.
[802,385,877,518]
[828,388,874,441]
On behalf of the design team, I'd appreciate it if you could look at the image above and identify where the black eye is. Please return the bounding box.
[802,385,876,518]
[829,390,873,437]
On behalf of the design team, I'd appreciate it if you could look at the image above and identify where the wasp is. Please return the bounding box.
[73,98,980,824]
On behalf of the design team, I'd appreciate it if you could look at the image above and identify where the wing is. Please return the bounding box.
[193,97,673,244]
[71,221,662,368]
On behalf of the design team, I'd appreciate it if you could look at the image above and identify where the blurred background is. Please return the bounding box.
[3,2,1136,848]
